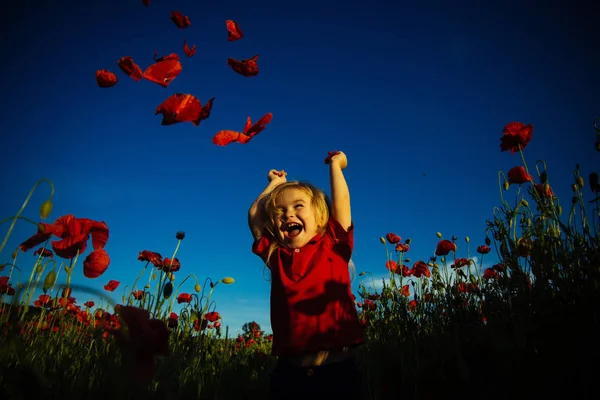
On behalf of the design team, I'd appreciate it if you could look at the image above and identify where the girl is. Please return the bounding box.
[248,151,365,399]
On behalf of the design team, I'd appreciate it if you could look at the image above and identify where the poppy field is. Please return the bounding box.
[1,118,599,399]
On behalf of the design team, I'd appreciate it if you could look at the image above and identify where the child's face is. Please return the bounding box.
[274,188,319,249]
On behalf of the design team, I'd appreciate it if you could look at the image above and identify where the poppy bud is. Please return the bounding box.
[436,232,442,238]
[167,272,175,281]
[144,284,150,289]
[43,270,57,293]
[221,277,235,284]
[39,199,53,220]
[526,218,532,226]
[36,264,44,274]
[405,238,411,244]
[19,283,24,289]
[539,171,547,184]
[557,205,562,215]
[152,272,157,280]
[11,248,18,260]
[440,257,445,263]
[359,271,366,276]
[405,259,411,263]
[576,176,584,188]
[520,199,529,207]
[176,231,185,240]
[469,275,477,285]
[163,282,173,298]
[194,283,201,292]
[379,237,386,244]
[503,182,509,191]
[485,237,491,246]
[571,184,578,192]
[465,236,470,243]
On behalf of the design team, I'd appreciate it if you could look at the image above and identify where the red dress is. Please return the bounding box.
[252,217,365,356]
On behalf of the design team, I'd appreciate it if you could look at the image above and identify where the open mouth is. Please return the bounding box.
[282,222,303,239]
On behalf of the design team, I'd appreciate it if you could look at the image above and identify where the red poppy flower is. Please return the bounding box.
[408,300,417,311]
[534,183,555,198]
[507,166,533,185]
[33,248,53,258]
[226,20,244,41]
[161,257,180,273]
[500,122,533,153]
[395,243,409,252]
[96,69,118,88]
[385,260,398,273]
[84,249,110,278]
[435,240,456,256]
[476,245,491,254]
[167,312,178,328]
[84,301,95,308]
[138,250,163,267]
[385,233,401,244]
[113,306,170,383]
[203,311,221,322]
[170,11,191,29]
[132,290,145,300]
[176,293,192,304]
[451,258,470,269]
[399,285,410,297]
[104,280,120,292]
[410,260,431,278]
[483,268,498,279]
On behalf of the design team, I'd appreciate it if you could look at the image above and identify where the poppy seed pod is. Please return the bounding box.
[39,199,53,220]
[43,270,57,293]
[163,282,173,298]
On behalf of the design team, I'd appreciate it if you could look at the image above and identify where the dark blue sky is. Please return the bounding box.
[1,0,598,333]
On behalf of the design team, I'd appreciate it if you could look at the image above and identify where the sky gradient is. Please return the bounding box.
[1,0,599,334]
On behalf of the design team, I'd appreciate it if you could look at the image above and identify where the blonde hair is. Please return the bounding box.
[263,181,330,264]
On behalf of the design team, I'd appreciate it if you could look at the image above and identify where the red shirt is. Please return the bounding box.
[252,217,365,357]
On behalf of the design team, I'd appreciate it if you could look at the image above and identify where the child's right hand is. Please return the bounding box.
[268,169,287,183]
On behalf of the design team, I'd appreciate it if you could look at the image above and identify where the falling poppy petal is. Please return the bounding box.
[226,20,244,41]
[155,93,214,126]
[183,39,196,57]
[246,113,273,136]
[95,70,118,88]
[194,97,215,125]
[227,55,259,77]
[117,56,143,81]
[170,11,191,30]
[212,130,251,146]
[143,53,182,88]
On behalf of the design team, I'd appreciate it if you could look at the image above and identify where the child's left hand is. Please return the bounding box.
[325,150,347,170]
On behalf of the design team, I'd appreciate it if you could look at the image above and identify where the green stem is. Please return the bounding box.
[0,178,55,256]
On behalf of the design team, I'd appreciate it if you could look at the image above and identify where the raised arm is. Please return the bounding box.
[328,151,351,231]
[248,169,287,241]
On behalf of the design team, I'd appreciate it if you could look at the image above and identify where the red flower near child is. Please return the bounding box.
[113,306,170,383]
[507,166,533,185]
[500,122,533,153]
